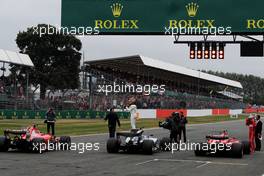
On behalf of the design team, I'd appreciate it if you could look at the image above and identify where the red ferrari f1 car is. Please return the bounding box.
[194,130,250,158]
[0,125,71,153]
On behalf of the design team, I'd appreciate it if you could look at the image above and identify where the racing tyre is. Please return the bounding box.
[242,141,250,155]
[0,136,10,152]
[194,143,207,156]
[142,140,154,155]
[160,137,171,151]
[231,143,243,158]
[20,140,32,152]
[107,138,120,153]
[59,136,71,150]
[31,138,45,153]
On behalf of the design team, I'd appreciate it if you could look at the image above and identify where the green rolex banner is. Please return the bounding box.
[0,110,129,119]
[61,0,264,34]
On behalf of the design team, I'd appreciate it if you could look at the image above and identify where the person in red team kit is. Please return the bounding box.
[246,115,256,153]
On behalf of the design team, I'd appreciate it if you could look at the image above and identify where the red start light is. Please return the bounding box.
[190,43,196,59]
[218,43,225,59]
[211,51,217,59]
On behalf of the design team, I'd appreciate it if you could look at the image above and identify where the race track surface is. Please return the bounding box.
[0,119,263,176]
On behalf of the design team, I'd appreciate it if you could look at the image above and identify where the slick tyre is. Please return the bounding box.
[107,138,119,153]
[31,138,45,154]
[231,143,243,158]
[142,140,154,155]
[242,141,250,155]
[194,143,207,156]
[0,136,10,152]
[59,136,71,150]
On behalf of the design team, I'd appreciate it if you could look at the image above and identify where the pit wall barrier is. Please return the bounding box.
[138,109,244,119]
[186,109,212,117]
[0,110,130,119]
[156,109,187,119]
[137,109,156,119]
[212,109,230,116]
[243,108,264,113]
[230,109,243,115]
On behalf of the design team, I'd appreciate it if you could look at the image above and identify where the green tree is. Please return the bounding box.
[205,70,264,105]
[15,24,82,99]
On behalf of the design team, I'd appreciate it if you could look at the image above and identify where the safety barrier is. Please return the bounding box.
[156,109,187,119]
[243,108,264,113]
[138,109,244,119]
[0,110,130,119]
[0,108,257,120]
[212,109,230,116]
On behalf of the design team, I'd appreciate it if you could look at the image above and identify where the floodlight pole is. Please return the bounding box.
[82,51,86,89]
[26,72,29,105]
[197,69,200,96]
[88,74,92,110]
[14,71,17,110]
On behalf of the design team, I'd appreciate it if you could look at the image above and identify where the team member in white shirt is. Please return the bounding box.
[126,97,137,129]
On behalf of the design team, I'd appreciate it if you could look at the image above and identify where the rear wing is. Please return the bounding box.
[4,129,27,135]
[206,135,229,140]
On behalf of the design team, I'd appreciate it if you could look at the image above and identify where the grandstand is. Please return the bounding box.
[83,55,245,110]
[0,49,34,110]
[0,54,246,111]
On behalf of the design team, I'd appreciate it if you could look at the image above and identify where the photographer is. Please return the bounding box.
[255,115,262,151]
[172,112,181,144]
[159,112,180,143]
[179,111,188,143]
[45,108,56,135]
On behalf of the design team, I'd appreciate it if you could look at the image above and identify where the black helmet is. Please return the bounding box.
[171,112,179,117]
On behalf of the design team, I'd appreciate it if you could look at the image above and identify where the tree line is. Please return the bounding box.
[206,70,264,105]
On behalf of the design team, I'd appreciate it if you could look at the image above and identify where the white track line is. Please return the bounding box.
[196,162,210,168]
[71,133,109,138]
[135,159,157,166]
[135,158,248,167]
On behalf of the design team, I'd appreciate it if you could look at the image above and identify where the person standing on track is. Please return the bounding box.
[126,97,137,129]
[171,112,180,144]
[161,112,178,144]
[104,108,121,138]
[45,108,56,135]
[179,111,188,143]
[255,115,262,151]
[246,114,256,153]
